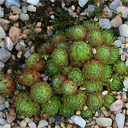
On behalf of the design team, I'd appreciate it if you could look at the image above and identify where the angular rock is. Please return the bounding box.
[96,117,112,127]
[119,24,128,37]
[109,0,120,10]
[27,0,39,5]
[78,0,89,7]
[9,26,21,44]
[5,37,13,51]
[116,113,125,128]
[0,26,6,38]
[0,48,11,63]
[4,0,20,8]
[110,100,123,111]
[38,120,48,128]
[70,116,86,128]
[99,18,111,29]
[112,40,122,47]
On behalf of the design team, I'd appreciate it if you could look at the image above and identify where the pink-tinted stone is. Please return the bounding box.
[110,100,123,111]
[9,26,21,44]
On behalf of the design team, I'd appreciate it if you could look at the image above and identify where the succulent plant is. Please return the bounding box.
[26,53,45,71]
[22,68,40,87]
[81,108,95,119]
[0,76,15,96]
[113,60,127,75]
[30,81,52,103]
[69,41,92,67]
[82,20,100,33]
[83,59,104,80]
[15,93,40,117]
[61,79,77,95]
[62,65,73,76]
[107,47,119,65]
[104,92,116,110]
[100,65,113,83]
[82,80,103,94]
[66,25,86,41]
[41,95,61,115]
[68,68,84,86]
[59,106,75,117]
[102,30,116,46]
[45,59,60,76]
[87,93,104,110]
[94,45,110,64]
[62,90,86,110]
[87,30,103,47]
[107,75,123,91]
[51,74,67,94]
[52,48,68,67]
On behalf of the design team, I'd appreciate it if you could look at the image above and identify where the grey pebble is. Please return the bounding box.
[5,101,9,108]
[0,104,5,111]
[0,118,7,125]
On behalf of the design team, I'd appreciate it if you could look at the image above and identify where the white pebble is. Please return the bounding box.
[0,18,10,24]
[28,122,36,128]
[109,0,120,10]
[96,117,112,127]
[4,0,20,8]
[78,0,89,7]
[5,37,14,51]
[118,36,126,44]
[38,120,48,128]
[20,13,29,22]
[119,24,128,37]
[0,104,5,111]
[4,101,9,108]
[111,15,122,28]
[3,124,11,128]
[115,113,125,128]
[15,41,26,51]
[87,4,95,12]
[126,59,128,67]
[51,15,55,20]
[125,103,128,109]
[123,77,128,88]
[0,96,5,104]
[0,48,11,63]
[25,118,32,123]
[113,40,122,47]
[0,62,4,68]
[27,0,39,5]
[110,100,123,111]
[103,6,112,17]
[0,118,7,125]
[24,50,31,58]
[0,0,4,5]
[117,6,128,18]
[0,26,6,39]
[70,115,86,128]
[99,18,111,29]
[20,120,27,128]
[0,6,4,18]
[27,5,36,12]
[22,6,27,13]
